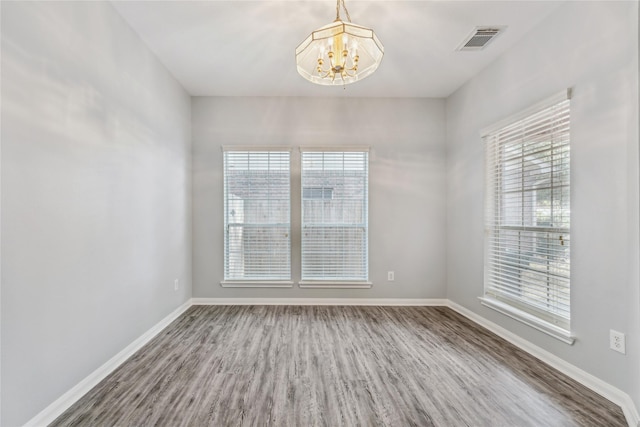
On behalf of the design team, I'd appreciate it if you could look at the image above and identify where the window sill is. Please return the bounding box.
[298,281,372,289]
[220,281,294,288]
[479,297,575,345]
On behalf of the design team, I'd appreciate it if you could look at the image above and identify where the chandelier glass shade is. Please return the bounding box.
[295,1,384,86]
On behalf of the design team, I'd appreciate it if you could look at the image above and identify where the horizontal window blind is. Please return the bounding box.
[301,151,368,281]
[223,150,291,281]
[484,96,570,330]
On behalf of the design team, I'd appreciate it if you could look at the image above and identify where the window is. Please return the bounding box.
[300,150,369,284]
[223,149,291,284]
[482,91,572,342]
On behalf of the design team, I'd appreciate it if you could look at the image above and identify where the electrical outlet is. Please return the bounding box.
[174,279,180,291]
[610,329,626,354]
[388,271,395,281]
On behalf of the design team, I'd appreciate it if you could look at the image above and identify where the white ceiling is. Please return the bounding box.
[111,1,563,98]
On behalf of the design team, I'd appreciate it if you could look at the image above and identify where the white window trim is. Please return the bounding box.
[222,145,293,152]
[223,150,292,282]
[479,297,575,345]
[300,150,370,282]
[298,281,372,289]
[299,146,370,152]
[221,281,294,288]
[482,89,572,344]
[480,89,571,137]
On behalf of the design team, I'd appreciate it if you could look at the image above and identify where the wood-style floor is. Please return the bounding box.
[52,305,626,427]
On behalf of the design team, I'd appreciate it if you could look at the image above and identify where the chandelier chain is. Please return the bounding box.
[335,0,352,22]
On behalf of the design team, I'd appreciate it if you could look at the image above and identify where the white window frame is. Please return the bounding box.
[299,147,371,288]
[221,147,293,287]
[480,90,573,344]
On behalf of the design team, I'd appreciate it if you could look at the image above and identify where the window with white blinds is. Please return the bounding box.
[483,92,571,336]
[223,150,291,281]
[301,150,369,282]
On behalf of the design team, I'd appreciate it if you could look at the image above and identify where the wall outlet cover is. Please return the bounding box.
[609,329,626,354]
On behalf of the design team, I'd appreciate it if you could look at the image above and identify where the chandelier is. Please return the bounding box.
[295,0,384,86]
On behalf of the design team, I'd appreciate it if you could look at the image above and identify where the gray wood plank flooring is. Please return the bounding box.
[51,306,626,426]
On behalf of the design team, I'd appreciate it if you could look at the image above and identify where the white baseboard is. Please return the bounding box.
[191,297,448,306]
[23,300,193,427]
[447,300,640,427]
[21,297,640,427]
[22,297,443,425]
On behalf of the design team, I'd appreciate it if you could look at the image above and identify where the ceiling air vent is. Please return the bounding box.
[457,27,505,51]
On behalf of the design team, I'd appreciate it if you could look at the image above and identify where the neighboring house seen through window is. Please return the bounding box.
[223,149,291,283]
[300,150,369,283]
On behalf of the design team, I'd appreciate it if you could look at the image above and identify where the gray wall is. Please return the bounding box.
[1,2,192,425]
[2,1,639,425]
[629,0,640,409]
[445,0,639,407]
[634,0,640,413]
[192,97,446,299]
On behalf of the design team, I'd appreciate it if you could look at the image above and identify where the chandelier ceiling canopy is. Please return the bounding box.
[295,0,384,86]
